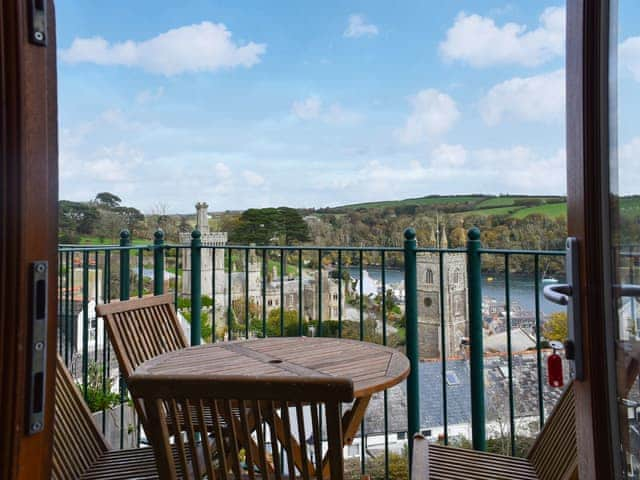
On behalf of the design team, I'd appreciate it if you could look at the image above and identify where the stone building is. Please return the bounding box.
[180,202,344,323]
[180,202,227,298]
[416,225,468,359]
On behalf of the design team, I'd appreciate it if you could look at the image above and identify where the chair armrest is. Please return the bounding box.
[411,434,429,479]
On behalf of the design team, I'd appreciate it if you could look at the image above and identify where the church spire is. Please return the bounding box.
[440,224,448,249]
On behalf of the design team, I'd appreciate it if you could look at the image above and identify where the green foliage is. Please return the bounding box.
[181,309,213,341]
[542,311,568,341]
[229,207,310,245]
[59,194,145,243]
[444,434,535,458]
[177,295,212,309]
[345,448,408,479]
[255,308,304,337]
[59,200,100,243]
[94,192,122,208]
[78,362,120,413]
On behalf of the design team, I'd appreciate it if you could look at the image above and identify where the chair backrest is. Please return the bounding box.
[96,293,188,425]
[527,381,577,480]
[52,356,109,480]
[128,373,355,480]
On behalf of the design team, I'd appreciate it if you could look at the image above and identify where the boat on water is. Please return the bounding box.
[542,276,559,284]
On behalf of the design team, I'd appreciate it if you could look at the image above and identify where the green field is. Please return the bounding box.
[77,236,151,246]
[335,194,571,219]
[474,197,517,208]
[465,206,521,217]
[512,202,567,219]
[342,195,486,210]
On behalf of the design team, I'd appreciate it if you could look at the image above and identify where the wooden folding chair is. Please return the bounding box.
[128,372,357,480]
[52,355,165,479]
[411,382,577,480]
[95,293,188,428]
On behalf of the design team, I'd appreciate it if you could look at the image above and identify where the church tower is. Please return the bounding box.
[416,223,468,359]
[180,202,228,299]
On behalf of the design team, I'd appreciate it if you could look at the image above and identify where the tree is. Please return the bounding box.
[542,311,568,341]
[114,206,145,236]
[94,192,122,209]
[58,200,100,242]
[255,309,303,337]
[229,207,310,245]
[278,207,311,244]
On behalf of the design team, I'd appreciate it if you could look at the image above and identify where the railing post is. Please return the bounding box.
[403,227,420,466]
[119,230,131,301]
[190,229,202,346]
[467,227,486,451]
[153,229,165,295]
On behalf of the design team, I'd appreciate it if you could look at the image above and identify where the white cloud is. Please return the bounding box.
[291,96,322,120]
[396,89,460,144]
[60,22,266,76]
[480,69,565,125]
[243,170,266,187]
[324,145,566,201]
[291,96,362,126]
[618,136,640,195]
[211,162,233,194]
[323,104,362,126]
[136,87,164,104]
[473,146,566,192]
[431,143,467,167]
[439,6,565,67]
[620,37,640,82]
[344,14,379,38]
[214,162,232,180]
[62,142,144,183]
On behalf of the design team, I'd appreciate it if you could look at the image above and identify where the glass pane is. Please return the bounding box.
[611,0,640,476]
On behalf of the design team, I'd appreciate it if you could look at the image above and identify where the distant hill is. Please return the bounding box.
[325,195,568,219]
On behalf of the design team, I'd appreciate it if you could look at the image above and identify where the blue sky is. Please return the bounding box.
[56,1,640,212]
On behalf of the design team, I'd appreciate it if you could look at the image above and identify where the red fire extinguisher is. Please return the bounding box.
[548,341,564,388]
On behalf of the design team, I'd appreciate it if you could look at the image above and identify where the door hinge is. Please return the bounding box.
[28,0,47,47]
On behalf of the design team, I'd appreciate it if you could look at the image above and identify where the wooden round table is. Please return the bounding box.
[135,337,409,397]
[134,337,409,476]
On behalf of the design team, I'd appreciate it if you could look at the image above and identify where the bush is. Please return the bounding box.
[344,449,408,480]
[77,362,120,412]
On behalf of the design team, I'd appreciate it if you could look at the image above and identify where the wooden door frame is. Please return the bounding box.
[566,0,621,478]
[0,1,58,479]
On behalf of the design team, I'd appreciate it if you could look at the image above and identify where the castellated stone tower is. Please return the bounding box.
[416,230,468,359]
[180,202,228,299]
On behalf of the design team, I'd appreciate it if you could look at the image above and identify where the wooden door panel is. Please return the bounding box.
[566,1,618,478]
[0,1,58,479]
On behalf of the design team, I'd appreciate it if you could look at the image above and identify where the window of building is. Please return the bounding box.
[445,371,460,386]
[424,297,433,307]
[426,269,434,284]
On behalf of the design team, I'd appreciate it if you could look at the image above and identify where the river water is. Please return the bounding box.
[347,267,566,316]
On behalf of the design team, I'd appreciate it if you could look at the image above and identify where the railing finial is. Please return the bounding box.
[404,227,417,241]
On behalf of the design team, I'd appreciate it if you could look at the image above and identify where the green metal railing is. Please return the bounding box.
[57,227,566,477]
